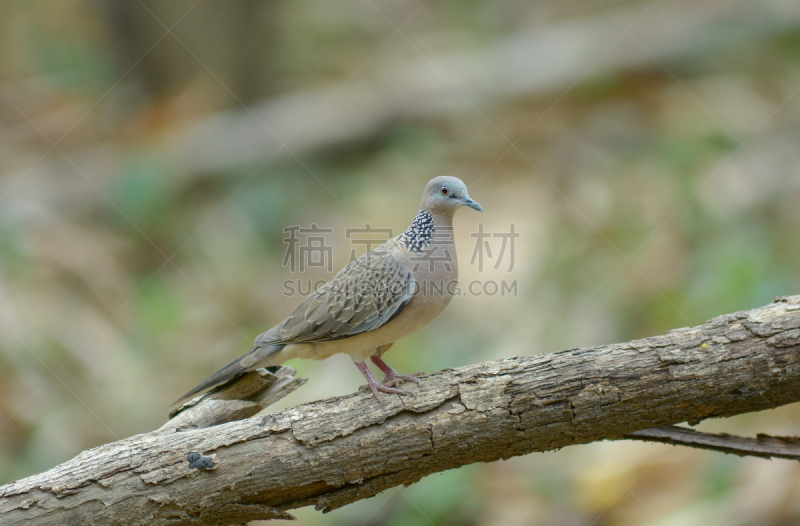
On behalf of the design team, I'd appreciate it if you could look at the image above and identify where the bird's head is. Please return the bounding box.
[420,176,483,216]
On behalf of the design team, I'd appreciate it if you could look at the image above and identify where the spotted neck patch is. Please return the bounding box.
[399,210,434,252]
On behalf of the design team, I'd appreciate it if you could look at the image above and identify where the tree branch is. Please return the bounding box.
[625,426,800,461]
[2,296,800,525]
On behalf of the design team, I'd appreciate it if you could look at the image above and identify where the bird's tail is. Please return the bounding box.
[171,344,283,406]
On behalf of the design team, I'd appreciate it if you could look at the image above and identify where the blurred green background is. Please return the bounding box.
[2,0,800,524]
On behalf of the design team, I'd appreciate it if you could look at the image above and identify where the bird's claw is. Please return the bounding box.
[382,371,423,387]
[356,361,421,402]
[361,382,410,402]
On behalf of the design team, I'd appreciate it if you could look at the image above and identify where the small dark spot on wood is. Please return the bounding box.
[194,457,215,470]
[187,452,215,470]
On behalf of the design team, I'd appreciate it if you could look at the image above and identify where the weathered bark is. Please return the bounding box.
[161,365,306,433]
[2,296,800,525]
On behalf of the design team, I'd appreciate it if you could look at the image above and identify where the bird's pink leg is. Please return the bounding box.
[355,362,409,401]
[370,356,423,387]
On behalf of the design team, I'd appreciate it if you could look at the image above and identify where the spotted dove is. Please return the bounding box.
[175,176,482,402]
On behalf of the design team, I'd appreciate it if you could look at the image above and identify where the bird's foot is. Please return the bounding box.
[370,356,423,387]
[355,361,412,402]
[382,371,423,387]
[369,382,410,400]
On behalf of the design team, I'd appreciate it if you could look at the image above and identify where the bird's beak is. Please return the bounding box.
[461,197,483,212]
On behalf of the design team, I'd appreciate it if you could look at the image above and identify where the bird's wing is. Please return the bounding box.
[256,244,414,345]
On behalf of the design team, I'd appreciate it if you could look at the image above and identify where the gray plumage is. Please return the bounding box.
[257,245,415,345]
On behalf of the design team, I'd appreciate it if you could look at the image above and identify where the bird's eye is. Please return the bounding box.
[440,186,450,196]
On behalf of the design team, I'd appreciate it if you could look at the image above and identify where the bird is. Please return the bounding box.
[174,176,482,403]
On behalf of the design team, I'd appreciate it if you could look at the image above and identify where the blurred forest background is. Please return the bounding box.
[2,0,800,525]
